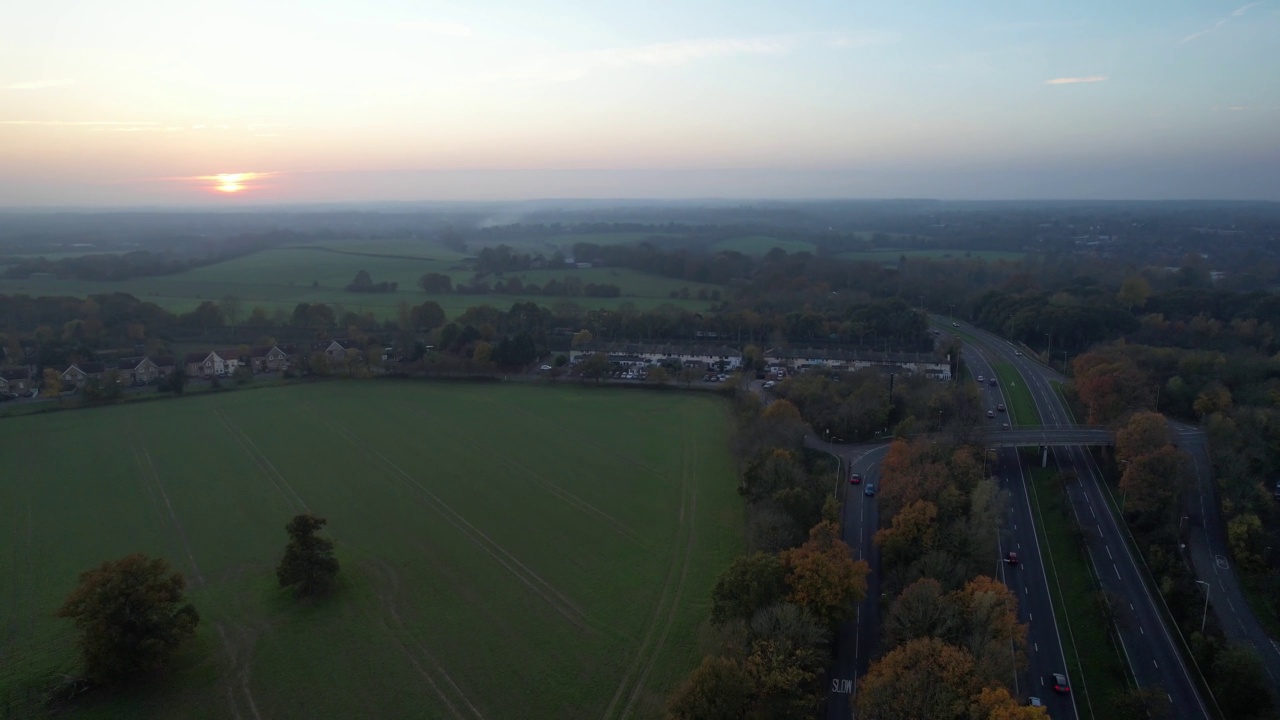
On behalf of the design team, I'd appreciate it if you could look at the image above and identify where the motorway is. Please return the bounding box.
[965,351,1080,720]
[951,320,1213,720]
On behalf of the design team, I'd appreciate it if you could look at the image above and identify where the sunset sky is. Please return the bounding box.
[2,0,1278,206]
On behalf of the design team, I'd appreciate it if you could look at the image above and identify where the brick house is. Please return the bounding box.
[249,346,290,373]
[184,351,232,378]
[116,357,161,385]
[0,367,33,395]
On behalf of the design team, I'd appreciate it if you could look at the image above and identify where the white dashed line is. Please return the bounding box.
[1114,564,1122,580]
[1106,546,1113,560]
[1140,627,1144,635]
[1154,660,1159,669]
[1029,612,1033,621]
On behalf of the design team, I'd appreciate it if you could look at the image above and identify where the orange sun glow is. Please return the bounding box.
[195,172,272,195]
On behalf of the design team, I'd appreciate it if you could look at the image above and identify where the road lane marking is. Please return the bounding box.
[1154,660,1159,669]
[1029,612,1033,621]
[1106,546,1112,560]
[1140,627,1144,634]
[1035,643,1039,651]
[1114,564,1122,580]
[1089,505,1095,518]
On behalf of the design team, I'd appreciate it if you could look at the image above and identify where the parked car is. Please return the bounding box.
[540,364,553,371]
[849,473,862,485]
[763,380,775,389]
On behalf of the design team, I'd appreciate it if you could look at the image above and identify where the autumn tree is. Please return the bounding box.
[780,521,868,627]
[1193,382,1233,418]
[1119,445,1192,529]
[970,686,1049,719]
[1072,352,1152,425]
[571,329,593,348]
[56,554,200,685]
[874,499,939,569]
[577,352,612,381]
[276,514,339,596]
[953,576,1026,688]
[884,578,961,649]
[1226,513,1267,572]
[1116,275,1152,311]
[710,552,788,625]
[667,655,754,720]
[42,367,61,400]
[1115,411,1171,465]
[857,637,977,720]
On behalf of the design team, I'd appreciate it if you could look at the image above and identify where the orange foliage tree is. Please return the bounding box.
[780,521,869,627]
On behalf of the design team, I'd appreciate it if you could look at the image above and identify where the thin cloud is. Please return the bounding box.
[1181,1,1264,43]
[491,31,892,84]
[2,79,74,90]
[1045,76,1109,85]
[0,120,158,126]
[403,20,473,37]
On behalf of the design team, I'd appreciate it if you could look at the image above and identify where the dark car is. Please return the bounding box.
[1051,673,1070,694]
[1006,552,1019,565]
[988,378,997,387]
[849,473,862,485]
[864,484,876,497]
[997,403,1006,412]
[987,410,995,418]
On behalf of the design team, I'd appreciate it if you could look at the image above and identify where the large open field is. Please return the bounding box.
[0,382,742,719]
[0,242,721,320]
[837,249,1025,263]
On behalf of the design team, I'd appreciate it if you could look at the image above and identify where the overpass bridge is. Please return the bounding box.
[981,424,1206,448]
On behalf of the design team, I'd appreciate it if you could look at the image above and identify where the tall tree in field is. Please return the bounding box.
[56,554,200,685]
[857,637,977,720]
[277,514,339,596]
[780,521,868,627]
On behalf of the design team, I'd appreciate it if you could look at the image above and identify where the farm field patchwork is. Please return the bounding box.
[0,382,742,719]
[0,244,721,320]
[708,236,816,255]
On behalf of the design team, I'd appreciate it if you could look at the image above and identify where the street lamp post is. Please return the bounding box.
[1197,580,1211,633]
[1045,333,1052,362]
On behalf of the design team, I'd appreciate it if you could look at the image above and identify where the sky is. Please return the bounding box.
[1,0,1278,206]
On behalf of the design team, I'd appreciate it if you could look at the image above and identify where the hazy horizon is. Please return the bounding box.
[4,0,1278,206]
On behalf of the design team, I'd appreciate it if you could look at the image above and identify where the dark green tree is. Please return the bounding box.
[276,514,339,596]
[56,554,199,685]
[710,552,788,625]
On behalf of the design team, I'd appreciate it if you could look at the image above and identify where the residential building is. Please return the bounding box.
[765,347,952,381]
[569,342,743,371]
[184,351,232,378]
[115,357,161,385]
[249,346,291,373]
[59,362,106,388]
[0,367,32,395]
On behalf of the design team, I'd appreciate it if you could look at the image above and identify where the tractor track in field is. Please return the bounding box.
[321,418,592,632]
[340,563,479,720]
[418,416,649,548]
[214,410,309,513]
[602,430,699,720]
[131,440,263,720]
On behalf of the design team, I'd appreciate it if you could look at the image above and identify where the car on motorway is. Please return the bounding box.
[1028,697,1042,708]
[1002,422,1010,430]
[987,410,995,418]
[1050,673,1070,694]
[951,322,959,327]
[849,472,862,485]
[864,484,876,497]
[1014,350,1023,356]
[1006,552,1018,565]
[977,375,984,382]
[988,378,997,387]
[997,403,1005,412]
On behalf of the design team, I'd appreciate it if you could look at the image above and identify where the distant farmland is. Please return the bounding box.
[0,382,742,719]
[837,248,1024,262]
[0,239,722,319]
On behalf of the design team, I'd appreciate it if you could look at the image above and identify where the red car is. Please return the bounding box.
[1006,552,1019,565]
[849,473,862,485]
[1051,673,1070,694]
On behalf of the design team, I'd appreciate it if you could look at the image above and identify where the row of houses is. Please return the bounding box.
[567,342,953,380]
[0,342,331,395]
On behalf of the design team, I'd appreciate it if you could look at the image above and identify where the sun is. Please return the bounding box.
[214,174,247,193]
[194,171,273,195]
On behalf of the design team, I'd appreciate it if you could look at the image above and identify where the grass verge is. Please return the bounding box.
[995,362,1040,428]
[1026,463,1129,720]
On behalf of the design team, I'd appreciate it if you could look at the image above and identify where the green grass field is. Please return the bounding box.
[708,236,816,256]
[0,382,742,719]
[995,363,1040,428]
[1026,465,1129,720]
[0,243,721,320]
[837,249,1024,263]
